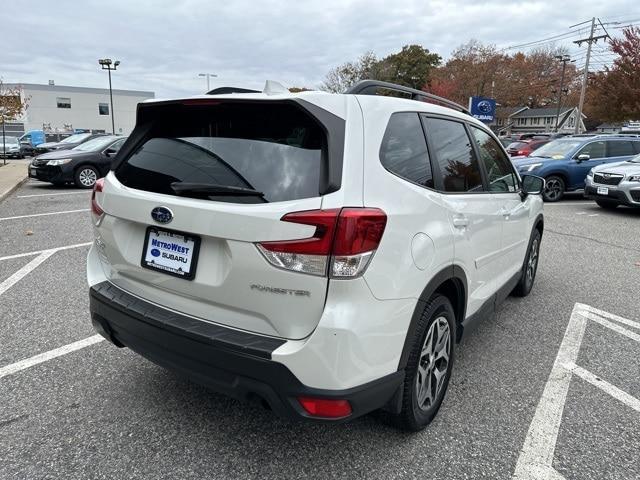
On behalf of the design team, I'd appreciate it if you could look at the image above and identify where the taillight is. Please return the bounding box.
[298,397,352,418]
[91,178,105,221]
[257,208,387,278]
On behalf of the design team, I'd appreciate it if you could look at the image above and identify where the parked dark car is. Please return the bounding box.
[507,139,550,157]
[34,132,107,154]
[29,135,126,188]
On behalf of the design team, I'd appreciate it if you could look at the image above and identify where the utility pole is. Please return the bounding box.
[554,55,571,132]
[573,18,609,133]
[98,58,120,134]
[198,73,218,92]
[1,109,5,166]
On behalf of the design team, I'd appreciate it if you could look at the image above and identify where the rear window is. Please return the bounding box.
[115,103,326,204]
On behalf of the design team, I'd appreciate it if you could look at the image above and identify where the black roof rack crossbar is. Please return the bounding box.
[206,87,261,95]
[345,80,470,115]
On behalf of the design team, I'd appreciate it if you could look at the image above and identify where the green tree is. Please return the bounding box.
[321,51,379,93]
[377,44,441,89]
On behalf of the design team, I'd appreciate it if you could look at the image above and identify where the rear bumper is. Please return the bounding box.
[89,281,403,422]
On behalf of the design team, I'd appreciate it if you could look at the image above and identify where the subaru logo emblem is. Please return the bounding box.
[478,100,492,114]
[151,206,173,224]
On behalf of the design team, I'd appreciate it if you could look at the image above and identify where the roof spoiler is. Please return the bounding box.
[345,80,470,115]
[206,86,260,95]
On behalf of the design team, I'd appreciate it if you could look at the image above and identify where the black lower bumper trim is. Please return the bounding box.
[89,282,403,421]
[584,185,638,206]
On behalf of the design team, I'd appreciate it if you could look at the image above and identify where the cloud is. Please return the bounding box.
[1,0,635,97]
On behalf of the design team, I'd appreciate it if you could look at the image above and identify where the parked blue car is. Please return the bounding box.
[512,136,640,201]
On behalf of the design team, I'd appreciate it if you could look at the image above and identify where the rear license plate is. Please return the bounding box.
[141,227,200,280]
[597,186,609,195]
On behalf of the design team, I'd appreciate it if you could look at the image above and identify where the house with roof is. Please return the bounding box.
[490,106,586,136]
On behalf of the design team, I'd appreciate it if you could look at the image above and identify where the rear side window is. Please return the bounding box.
[607,140,635,157]
[423,117,483,193]
[379,113,433,188]
[578,141,605,159]
[115,103,326,204]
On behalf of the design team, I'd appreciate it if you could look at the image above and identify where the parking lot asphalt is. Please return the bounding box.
[1,182,638,480]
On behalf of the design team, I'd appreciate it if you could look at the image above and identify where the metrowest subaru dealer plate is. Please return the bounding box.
[141,227,201,280]
[597,186,609,195]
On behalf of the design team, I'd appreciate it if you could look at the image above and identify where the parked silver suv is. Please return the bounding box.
[585,153,640,209]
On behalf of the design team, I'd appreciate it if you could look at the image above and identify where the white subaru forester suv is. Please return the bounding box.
[87,80,544,431]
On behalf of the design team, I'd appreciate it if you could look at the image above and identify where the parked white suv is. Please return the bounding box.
[87,80,544,430]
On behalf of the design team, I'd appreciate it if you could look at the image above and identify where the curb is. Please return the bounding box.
[0,168,29,204]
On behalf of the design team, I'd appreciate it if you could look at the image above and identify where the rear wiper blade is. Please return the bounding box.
[170,182,264,197]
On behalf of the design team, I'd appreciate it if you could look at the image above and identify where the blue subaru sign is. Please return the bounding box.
[469,96,496,123]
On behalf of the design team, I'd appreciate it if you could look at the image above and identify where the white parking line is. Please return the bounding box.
[513,303,640,479]
[585,313,640,343]
[565,362,640,413]
[16,191,90,198]
[0,209,90,221]
[0,335,104,380]
[0,242,92,262]
[0,251,56,297]
[583,304,640,331]
[512,304,587,480]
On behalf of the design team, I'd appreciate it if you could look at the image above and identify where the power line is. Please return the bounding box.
[499,28,589,52]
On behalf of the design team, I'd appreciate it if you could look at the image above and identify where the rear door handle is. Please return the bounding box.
[452,216,469,228]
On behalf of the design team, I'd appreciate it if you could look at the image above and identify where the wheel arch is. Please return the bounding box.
[397,265,467,371]
[544,171,569,188]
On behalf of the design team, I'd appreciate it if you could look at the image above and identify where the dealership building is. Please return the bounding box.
[2,82,154,137]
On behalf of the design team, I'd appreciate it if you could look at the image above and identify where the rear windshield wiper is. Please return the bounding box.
[170,182,264,197]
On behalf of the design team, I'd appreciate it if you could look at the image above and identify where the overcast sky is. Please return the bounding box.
[2,0,636,98]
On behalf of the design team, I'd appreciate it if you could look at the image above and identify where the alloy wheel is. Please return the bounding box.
[79,168,97,187]
[526,238,539,285]
[416,317,451,411]
[544,178,563,201]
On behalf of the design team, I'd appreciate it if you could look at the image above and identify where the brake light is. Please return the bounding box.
[298,397,352,418]
[91,178,104,220]
[257,208,387,278]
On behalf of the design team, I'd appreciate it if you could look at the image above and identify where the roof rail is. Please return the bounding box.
[206,87,260,95]
[345,80,470,115]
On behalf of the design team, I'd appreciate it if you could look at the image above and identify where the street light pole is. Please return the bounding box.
[198,73,218,92]
[98,58,120,134]
[1,110,5,166]
[554,55,571,132]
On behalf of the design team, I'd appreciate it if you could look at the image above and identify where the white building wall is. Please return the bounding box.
[8,83,154,135]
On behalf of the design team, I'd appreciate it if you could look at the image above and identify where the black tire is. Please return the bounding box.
[74,165,99,189]
[595,199,619,210]
[393,295,456,431]
[542,175,565,202]
[512,229,541,297]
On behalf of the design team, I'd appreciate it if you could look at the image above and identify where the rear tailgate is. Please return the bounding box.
[93,98,346,340]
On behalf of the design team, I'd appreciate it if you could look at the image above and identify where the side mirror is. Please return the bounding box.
[576,153,590,162]
[520,175,545,199]
[104,148,117,157]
